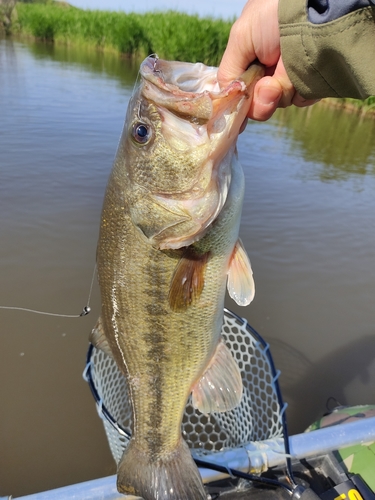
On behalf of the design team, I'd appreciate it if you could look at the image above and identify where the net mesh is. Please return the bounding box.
[86,309,283,465]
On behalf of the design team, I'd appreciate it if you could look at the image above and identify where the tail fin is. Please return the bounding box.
[117,438,207,500]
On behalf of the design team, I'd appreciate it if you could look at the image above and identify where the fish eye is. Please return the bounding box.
[132,122,151,144]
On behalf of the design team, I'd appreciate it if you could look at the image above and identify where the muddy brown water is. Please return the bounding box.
[1,37,375,497]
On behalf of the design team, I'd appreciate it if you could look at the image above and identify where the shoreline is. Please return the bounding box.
[321,97,375,118]
[5,1,375,117]
[8,2,232,66]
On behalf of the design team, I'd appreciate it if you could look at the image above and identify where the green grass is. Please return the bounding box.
[13,2,232,65]
[11,2,375,112]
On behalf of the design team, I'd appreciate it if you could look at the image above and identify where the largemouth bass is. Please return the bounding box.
[92,55,263,500]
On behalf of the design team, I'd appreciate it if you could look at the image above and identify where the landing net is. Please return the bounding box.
[84,308,284,465]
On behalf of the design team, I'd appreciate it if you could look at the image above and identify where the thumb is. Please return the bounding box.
[247,77,283,121]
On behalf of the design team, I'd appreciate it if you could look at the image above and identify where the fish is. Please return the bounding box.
[91,55,263,500]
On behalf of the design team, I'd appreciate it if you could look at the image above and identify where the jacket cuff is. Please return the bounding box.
[279,0,375,99]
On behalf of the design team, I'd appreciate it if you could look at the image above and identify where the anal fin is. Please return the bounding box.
[192,339,242,414]
[169,249,210,312]
[227,238,255,306]
[89,317,113,357]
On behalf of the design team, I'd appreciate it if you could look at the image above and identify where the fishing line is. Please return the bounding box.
[194,458,293,493]
[0,264,96,318]
[131,64,143,100]
[130,53,159,100]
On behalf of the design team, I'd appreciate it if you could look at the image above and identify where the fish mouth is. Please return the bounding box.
[140,55,251,124]
[138,56,263,249]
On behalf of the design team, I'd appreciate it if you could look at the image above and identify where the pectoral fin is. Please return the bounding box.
[169,249,210,312]
[89,317,113,357]
[191,339,242,414]
[227,238,255,306]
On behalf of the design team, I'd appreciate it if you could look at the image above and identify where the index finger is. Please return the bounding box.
[217,20,256,89]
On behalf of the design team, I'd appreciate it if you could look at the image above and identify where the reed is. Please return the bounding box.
[14,2,232,65]
[12,2,375,113]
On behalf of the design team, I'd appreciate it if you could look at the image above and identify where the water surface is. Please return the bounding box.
[1,37,375,497]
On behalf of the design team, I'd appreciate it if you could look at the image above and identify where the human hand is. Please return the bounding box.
[218,0,317,121]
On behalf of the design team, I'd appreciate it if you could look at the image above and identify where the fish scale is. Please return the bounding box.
[94,56,263,499]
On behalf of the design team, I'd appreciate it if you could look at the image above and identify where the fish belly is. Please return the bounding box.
[96,155,245,499]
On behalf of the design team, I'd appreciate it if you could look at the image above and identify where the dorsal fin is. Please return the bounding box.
[169,249,210,312]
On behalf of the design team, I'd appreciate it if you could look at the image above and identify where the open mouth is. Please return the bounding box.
[135,56,263,249]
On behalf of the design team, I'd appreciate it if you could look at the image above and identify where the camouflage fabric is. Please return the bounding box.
[306,405,375,491]
[279,0,375,99]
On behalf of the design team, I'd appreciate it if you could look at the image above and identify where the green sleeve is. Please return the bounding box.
[279,0,375,99]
